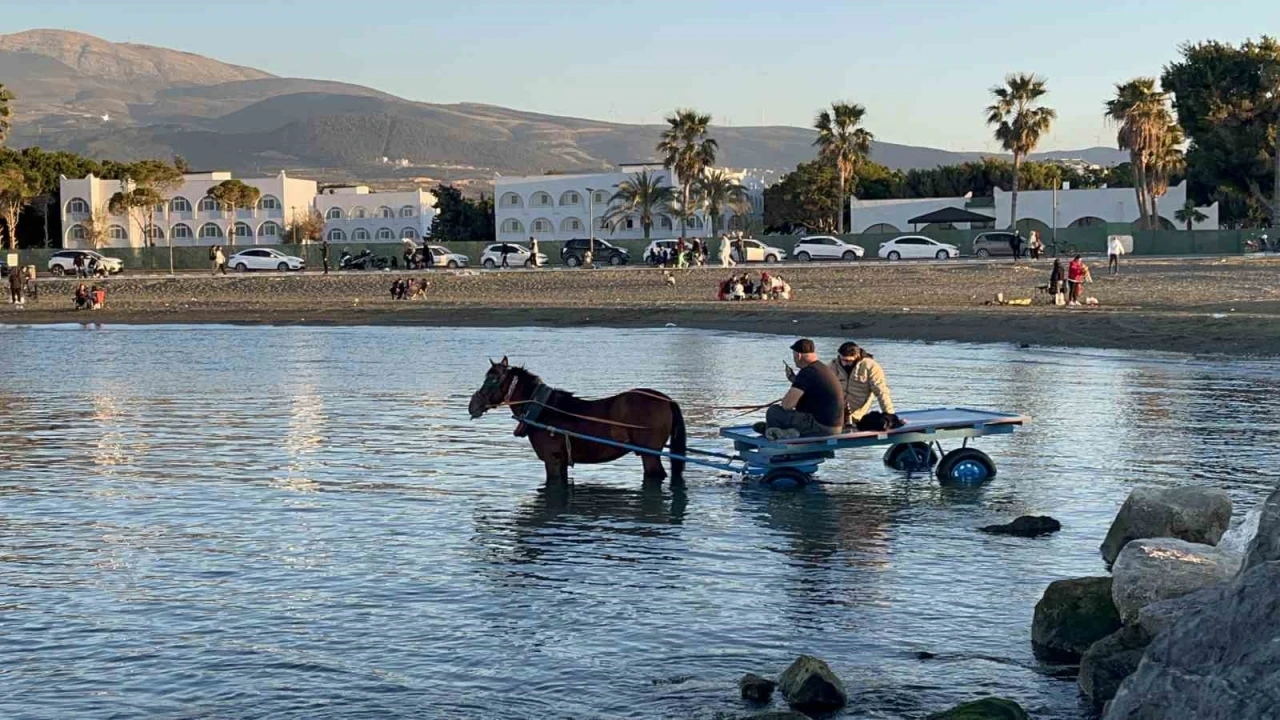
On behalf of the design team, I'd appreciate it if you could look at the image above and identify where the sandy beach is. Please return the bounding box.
[6,256,1280,356]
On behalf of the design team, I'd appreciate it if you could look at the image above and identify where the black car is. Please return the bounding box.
[0,258,8,277]
[560,238,629,267]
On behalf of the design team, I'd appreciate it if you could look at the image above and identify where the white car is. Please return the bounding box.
[227,248,305,272]
[643,239,678,263]
[48,250,124,276]
[791,235,865,262]
[730,238,787,263]
[426,244,470,268]
[480,243,548,269]
[878,235,960,261]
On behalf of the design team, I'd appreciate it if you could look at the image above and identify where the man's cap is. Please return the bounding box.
[789,338,815,354]
[838,341,861,356]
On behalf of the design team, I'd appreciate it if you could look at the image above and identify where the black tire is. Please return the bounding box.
[795,251,810,262]
[447,260,459,268]
[51,266,65,276]
[482,258,496,269]
[761,467,811,489]
[975,248,990,258]
[883,443,939,472]
[277,262,288,272]
[524,258,534,268]
[235,262,248,272]
[935,448,997,483]
[565,255,580,267]
[842,250,858,261]
[936,250,949,260]
[609,254,623,266]
[765,254,779,263]
[887,251,901,261]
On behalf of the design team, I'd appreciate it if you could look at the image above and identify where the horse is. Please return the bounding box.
[467,357,686,485]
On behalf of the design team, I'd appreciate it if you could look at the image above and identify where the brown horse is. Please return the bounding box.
[467,357,686,484]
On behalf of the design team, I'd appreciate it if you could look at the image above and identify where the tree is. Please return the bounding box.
[763,160,842,233]
[1146,123,1185,226]
[0,84,12,147]
[657,109,717,236]
[603,170,674,240]
[286,208,325,244]
[1175,197,1209,230]
[695,169,751,236]
[84,204,111,250]
[427,184,494,242]
[206,179,260,246]
[1106,78,1169,229]
[986,73,1057,230]
[813,102,874,233]
[108,187,161,246]
[0,166,34,249]
[1162,37,1280,225]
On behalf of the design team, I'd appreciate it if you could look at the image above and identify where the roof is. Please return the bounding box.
[907,206,996,225]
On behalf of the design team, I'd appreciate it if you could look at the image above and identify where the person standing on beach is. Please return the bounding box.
[9,265,24,306]
[500,243,511,268]
[215,245,227,275]
[210,245,219,275]
[1067,255,1087,305]
[1107,235,1125,275]
[530,237,540,268]
[322,239,331,275]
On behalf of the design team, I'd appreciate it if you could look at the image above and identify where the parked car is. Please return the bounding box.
[878,235,960,261]
[561,238,629,267]
[425,244,470,268]
[971,231,1026,258]
[643,239,678,264]
[730,238,787,263]
[227,248,305,272]
[48,250,124,276]
[480,243,547,269]
[791,235,865,262]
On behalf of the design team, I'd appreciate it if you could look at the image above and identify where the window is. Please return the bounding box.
[592,190,609,204]
[154,202,168,214]
[399,205,415,218]
[657,216,673,231]
[401,228,417,240]
[624,217,635,230]
[499,192,523,208]
[352,206,368,219]
[258,195,281,210]
[108,225,128,241]
[328,228,346,241]
[66,197,90,214]
[559,217,583,233]
[530,192,553,207]
[378,206,395,218]
[727,215,746,231]
[198,196,219,212]
[326,207,344,220]
[258,221,280,238]
[353,228,370,241]
[500,218,524,234]
[687,216,703,229]
[171,224,193,240]
[376,227,394,240]
[531,218,553,234]
[559,191,581,206]
[147,225,165,241]
[245,250,269,257]
[596,216,610,230]
[234,222,254,240]
[68,224,88,241]
[170,197,191,213]
[199,223,223,239]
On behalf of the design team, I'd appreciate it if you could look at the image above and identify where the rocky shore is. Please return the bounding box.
[4,256,1279,355]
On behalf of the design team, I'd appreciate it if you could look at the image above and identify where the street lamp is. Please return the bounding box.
[585,187,596,258]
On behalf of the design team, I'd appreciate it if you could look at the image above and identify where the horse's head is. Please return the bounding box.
[468,356,516,419]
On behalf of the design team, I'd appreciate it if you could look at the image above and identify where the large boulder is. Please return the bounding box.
[1243,488,1280,572]
[1133,582,1229,639]
[1100,486,1232,567]
[1031,576,1121,662]
[739,673,776,703]
[1104,561,1280,719]
[1078,626,1151,709]
[925,697,1031,719]
[1110,538,1240,624]
[777,655,847,713]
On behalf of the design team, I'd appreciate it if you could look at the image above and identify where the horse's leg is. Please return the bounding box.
[545,455,569,485]
[641,452,667,480]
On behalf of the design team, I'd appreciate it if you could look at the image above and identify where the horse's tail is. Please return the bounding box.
[669,400,687,480]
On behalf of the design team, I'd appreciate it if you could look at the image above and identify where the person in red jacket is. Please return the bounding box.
[1067,255,1088,305]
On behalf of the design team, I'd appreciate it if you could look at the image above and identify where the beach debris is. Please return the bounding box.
[1211,313,1227,319]
[664,323,677,327]
[1085,297,1099,305]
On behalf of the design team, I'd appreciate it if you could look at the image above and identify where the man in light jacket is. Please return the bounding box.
[829,341,895,427]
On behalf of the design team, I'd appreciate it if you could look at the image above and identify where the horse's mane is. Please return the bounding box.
[510,366,592,412]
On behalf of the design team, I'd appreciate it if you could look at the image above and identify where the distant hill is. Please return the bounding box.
[0,29,1128,181]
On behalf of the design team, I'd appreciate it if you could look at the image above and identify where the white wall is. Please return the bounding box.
[315,186,436,243]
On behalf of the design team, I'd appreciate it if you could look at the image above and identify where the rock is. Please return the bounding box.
[1133,583,1229,639]
[742,712,811,720]
[979,515,1062,537]
[777,655,847,713]
[925,696,1031,719]
[1243,488,1280,572]
[1079,626,1151,708]
[1100,486,1232,567]
[1031,576,1122,662]
[1110,538,1240,623]
[739,673,776,703]
[1216,506,1262,555]
[1104,562,1280,720]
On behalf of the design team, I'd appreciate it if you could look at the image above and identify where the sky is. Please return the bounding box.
[1,0,1277,152]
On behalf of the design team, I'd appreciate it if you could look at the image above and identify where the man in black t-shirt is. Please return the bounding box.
[758,338,845,438]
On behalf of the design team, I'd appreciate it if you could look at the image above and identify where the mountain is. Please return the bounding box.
[0,29,1128,182]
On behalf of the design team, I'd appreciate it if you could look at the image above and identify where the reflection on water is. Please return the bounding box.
[1,324,1278,719]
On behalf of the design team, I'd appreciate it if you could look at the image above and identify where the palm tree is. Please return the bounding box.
[813,102,873,233]
[657,109,717,236]
[1105,78,1170,229]
[696,170,751,236]
[1146,123,1185,227]
[0,84,13,146]
[603,170,674,240]
[986,74,1057,232]
[1175,197,1208,231]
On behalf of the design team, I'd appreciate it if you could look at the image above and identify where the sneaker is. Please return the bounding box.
[779,428,801,439]
[752,422,767,435]
[766,427,785,440]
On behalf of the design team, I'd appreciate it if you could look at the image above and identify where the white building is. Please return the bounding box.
[849,181,1218,233]
[313,186,437,244]
[60,171,317,249]
[493,163,765,243]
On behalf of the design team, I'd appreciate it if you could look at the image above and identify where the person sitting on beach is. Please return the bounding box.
[412,279,427,300]
[829,341,897,429]
[717,278,730,301]
[74,283,90,310]
[730,279,745,301]
[754,338,844,439]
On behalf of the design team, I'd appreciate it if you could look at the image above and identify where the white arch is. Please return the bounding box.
[258,221,281,239]
[234,222,254,241]
[146,225,165,241]
[592,190,609,205]
[108,224,129,241]
[500,218,524,234]
[353,228,371,241]
[657,215,673,231]
[170,223,193,241]
[530,218,554,234]
[376,227,395,241]
[530,192,553,208]
[170,196,191,213]
[351,206,368,219]
[198,196,219,212]
[559,190,582,207]
[67,224,88,242]
[1067,216,1106,228]
[327,228,346,241]
[257,195,281,210]
[65,197,90,215]
[499,192,523,208]
[326,207,344,220]
[378,206,395,218]
[559,217,583,233]
[687,215,704,230]
[400,227,418,240]
[198,222,224,239]
[399,205,415,218]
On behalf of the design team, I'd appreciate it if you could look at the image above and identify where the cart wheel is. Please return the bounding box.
[884,443,938,472]
[761,468,811,489]
[936,448,997,483]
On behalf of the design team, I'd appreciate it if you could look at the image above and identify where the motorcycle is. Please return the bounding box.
[339,249,384,270]
[1245,233,1272,253]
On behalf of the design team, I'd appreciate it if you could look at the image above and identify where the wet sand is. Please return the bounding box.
[6,256,1280,356]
